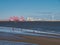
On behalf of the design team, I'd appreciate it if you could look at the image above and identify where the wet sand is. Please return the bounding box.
[0,32,60,45]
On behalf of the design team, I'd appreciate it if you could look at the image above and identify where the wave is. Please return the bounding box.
[0,26,60,38]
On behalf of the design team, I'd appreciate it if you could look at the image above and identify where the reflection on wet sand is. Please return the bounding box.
[0,40,37,45]
[0,32,60,45]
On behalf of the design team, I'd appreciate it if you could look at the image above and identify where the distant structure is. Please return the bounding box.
[0,16,60,21]
[19,16,25,21]
[9,16,25,21]
[8,16,55,21]
[9,16,19,21]
[52,15,54,21]
[26,17,43,21]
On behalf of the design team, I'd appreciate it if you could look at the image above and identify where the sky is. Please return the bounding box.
[0,0,60,20]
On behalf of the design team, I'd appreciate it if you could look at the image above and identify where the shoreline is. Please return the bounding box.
[0,32,60,45]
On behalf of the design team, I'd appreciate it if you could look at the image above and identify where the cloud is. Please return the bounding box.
[35,12,60,15]
[36,12,53,15]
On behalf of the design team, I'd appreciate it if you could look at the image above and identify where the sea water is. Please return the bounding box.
[0,27,39,45]
[0,27,60,38]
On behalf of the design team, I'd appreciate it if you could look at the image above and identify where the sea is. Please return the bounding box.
[0,27,39,45]
[0,22,60,45]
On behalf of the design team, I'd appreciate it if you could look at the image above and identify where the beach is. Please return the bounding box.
[0,32,60,45]
[0,0,60,45]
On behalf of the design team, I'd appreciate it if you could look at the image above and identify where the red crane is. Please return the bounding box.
[19,16,25,21]
[9,16,25,21]
[9,16,19,21]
